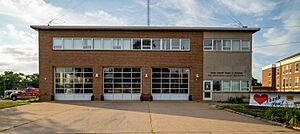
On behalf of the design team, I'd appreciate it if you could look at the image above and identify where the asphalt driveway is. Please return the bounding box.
[0,101,297,134]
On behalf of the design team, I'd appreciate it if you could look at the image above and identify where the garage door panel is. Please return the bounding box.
[54,67,93,100]
[152,68,189,100]
[55,94,92,100]
[103,67,141,100]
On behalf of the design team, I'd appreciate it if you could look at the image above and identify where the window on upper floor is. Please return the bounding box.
[52,37,190,51]
[181,39,190,50]
[171,39,180,50]
[296,63,299,72]
[277,68,280,76]
[285,65,289,74]
[142,39,151,50]
[53,38,63,49]
[63,38,73,49]
[232,40,240,51]
[94,38,103,50]
[162,39,171,50]
[222,40,231,51]
[204,40,213,51]
[289,64,292,73]
[241,40,250,51]
[152,39,161,50]
[213,40,222,51]
[103,39,113,50]
[113,39,122,50]
[133,39,141,50]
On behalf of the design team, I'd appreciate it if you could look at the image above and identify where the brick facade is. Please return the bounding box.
[38,29,203,101]
[261,54,300,92]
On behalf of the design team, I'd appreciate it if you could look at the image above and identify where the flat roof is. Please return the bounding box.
[30,25,260,32]
[277,52,300,62]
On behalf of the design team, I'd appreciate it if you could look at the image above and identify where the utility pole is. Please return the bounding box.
[147,0,150,26]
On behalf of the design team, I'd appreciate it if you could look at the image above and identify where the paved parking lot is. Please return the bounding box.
[0,101,297,134]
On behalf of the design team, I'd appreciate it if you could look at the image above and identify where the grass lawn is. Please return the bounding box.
[217,103,300,128]
[0,98,39,109]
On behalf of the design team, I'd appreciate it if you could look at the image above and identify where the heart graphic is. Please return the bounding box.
[254,94,268,105]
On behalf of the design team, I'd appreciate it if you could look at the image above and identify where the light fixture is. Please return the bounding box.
[145,73,148,78]
[95,73,99,78]
[44,77,47,80]
[195,74,199,80]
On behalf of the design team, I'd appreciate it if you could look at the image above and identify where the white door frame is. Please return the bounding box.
[203,80,213,100]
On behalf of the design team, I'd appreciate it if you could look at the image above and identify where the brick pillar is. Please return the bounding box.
[141,67,152,101]
[93,66,103,101]
[190,67,203,101]
[39,66,53,101]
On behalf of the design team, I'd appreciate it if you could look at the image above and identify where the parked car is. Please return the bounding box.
[10,88,39,101]
[4,90,16,98]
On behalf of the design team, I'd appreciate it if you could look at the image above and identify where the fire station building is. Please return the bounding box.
[31,25,259,101]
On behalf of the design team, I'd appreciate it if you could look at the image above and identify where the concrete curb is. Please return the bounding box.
[224,108,300,131]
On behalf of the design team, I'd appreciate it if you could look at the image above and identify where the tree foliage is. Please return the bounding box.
[0,71,39,96]
[252,77,262,86]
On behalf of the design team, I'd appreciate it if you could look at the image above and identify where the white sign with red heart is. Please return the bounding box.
[249,93,300,107]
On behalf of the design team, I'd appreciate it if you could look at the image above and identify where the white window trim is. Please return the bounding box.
[53,37,190,51]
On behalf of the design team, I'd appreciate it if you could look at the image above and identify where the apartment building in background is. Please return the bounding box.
[31,25,259,101]
[262,53,300,92]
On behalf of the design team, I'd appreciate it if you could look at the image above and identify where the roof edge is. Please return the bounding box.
[30,25,260,32]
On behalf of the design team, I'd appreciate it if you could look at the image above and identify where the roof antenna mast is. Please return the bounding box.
[147,0,150,26]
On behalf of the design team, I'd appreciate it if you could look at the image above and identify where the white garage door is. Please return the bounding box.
[54,67,93,100]
[152,68,189,100]
[103,67,141,100]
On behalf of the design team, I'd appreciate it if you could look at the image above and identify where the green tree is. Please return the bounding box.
[252,77,262,86]
[0,72,39,96]
[23,73,39,88]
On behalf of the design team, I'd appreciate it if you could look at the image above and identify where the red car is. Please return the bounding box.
[10,88,39,101]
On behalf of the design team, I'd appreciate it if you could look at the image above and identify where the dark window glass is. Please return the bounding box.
[56,89,65,93]
[142,39,151,49]
[133,39,141,49]
[152,68,161,72]
[84,68,93,72]
[213,81,222,91]
[84,89,93,93]
[152,89,161,93]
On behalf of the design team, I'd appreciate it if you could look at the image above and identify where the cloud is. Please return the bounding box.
[134,0,225,26]
[217,0,277,16]
[252,0,300,81]
[0,47,37,63]
[0,0,126,74]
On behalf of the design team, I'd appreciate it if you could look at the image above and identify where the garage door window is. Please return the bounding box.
[104,67,141,94]
[152,68,189,94]
[55,67,93,94]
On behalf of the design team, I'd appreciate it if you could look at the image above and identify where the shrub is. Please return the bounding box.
[228,96,244,104]
[264,107,300,127]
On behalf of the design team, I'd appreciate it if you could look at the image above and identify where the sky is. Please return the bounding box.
[0,0,300,81]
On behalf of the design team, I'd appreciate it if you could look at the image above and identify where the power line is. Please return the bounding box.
[253,41,300,49]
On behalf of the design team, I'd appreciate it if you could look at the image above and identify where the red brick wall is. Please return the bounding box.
[278,62,300,91]
[38,30,203,101]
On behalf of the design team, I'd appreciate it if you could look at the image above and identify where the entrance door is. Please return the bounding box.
[203,80,212,100]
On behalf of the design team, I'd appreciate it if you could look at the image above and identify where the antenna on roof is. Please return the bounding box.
[230,16,247,28]
[147,0,150,26]
[47,17,66,26]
